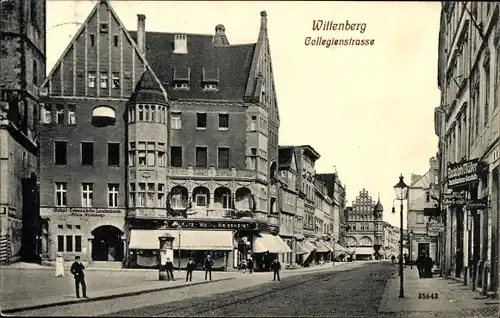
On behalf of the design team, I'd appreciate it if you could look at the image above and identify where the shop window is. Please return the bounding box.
[57,235,64,252]
[170,146,182,167]
[81,142,94,166]
[108,143,120,166]
[54,141,67,165]
[75,235,82,252]
[196,113,207,129]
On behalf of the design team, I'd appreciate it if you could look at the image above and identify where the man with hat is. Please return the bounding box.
[70,256,88,298]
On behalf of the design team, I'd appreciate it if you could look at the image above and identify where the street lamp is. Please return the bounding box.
[172,221,182,270]
[409,230,414,269]
[393,174,408,299]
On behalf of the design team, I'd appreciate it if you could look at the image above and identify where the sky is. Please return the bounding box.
[46,0,441,228]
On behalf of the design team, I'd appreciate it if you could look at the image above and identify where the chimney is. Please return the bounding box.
[137,14,146,56]
[212,24,229,46]
[173,34,187,54]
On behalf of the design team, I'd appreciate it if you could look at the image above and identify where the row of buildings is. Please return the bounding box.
[1,0,364,270]
[429,1,499,298]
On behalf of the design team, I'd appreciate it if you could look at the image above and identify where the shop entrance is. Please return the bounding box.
[91,226,124,261]
[418,243,430,257]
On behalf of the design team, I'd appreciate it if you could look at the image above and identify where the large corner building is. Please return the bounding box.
[37,0,286,270]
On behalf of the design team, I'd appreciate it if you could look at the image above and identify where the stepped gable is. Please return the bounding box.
[128,31,256,101]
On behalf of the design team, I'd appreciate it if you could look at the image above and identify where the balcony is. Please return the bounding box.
[128,207,255,220]
[168,166,266,181]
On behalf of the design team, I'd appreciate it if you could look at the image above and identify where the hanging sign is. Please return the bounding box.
[447,159,479,188]
[442,192,466,205]
[466,198,488,210]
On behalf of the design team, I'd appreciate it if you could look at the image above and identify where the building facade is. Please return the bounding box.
[345,189,384,260]
[436,1,499,296]
[37,0,290,271]
[382,222,400,259]
[407,157,440,264]
[0,0,46,263]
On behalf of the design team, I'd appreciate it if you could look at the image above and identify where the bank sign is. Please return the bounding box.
[53,207,123,217]
[447,159,479,188]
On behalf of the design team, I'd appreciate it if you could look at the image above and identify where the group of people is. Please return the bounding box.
[55,254,88,299]
[163,255,215,282]
[240,256,282,281]
[239,257,255,274]
[415,251,434,278]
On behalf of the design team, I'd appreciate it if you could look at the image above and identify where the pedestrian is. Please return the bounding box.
[204,254,214,281]
[165,257,175,281]
[415,252,425,279]
[391,255,396,265]
[271,257,281,281]
[319,256,324,266]
[55,252,64,278]
[70,256,88,299]
[185,258,195,282]
[240,259,247,273]
[247,257,254,274]
[423,253,434,278]
[455,248,463,278]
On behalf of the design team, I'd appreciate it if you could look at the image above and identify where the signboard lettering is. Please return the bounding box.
[162,220,257,230]
[426,221,444,237]
[442,192,466,206]
[447,159,479,188]
[53,208,123,217]
[466,198,488,210]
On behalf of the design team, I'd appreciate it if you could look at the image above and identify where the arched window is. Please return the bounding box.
[138,105,144,121]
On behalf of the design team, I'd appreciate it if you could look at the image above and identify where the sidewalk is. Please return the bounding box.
[378,266,500,316]
[1,261,354,314]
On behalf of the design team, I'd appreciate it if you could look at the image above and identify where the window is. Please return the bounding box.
[218,113,229,130]
[33,60,38,85]
[146,183,155,207]
[217,147,229,169]
[204,83,217,90]
[113,35,119,47]
[128,142,136,166]
[108,143,120,166]
[55,183,67,206]
[90,33,95,46]
[250,116,257,130]
[157,184,165,208]
[195,194,207,207]
[108,184,119,207]
[129,183,136,206]
[195,147,208,168]
[416,213,424,224]
[100,23,109,33]
[222,194,232,209]
[171,112,182,129]
[68,104,76,124]
[81,142,94,166]
[75,236,82,252]
[54,141,67,165]
[484,61,490,126]
[174,83,189,89]
[158,143,166,167]
[196,113,207,129]
[66,235,73,252]
[88,72,96,88]
[147,142,155,166]
[112,73,120,89]
[138,105,144,121]
[137,183,146,207]
[100,72,108,89]
[82,183,93,207]
[251,148,257,156]
[170,146,182,167]
[138,142,146,166]
[42,104,52,123]
[425,191,430,203]
[57,235,64,252]
[56,104,64,123]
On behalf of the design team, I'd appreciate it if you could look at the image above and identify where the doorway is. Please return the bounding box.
[418,243,430,257]
[91,226,124,261]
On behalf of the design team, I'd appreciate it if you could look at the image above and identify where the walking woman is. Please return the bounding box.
[55,253,64,278]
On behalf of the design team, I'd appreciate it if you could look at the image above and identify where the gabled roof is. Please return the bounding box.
[128,31,256,101]
[129,69,167,104]
[40,0,166,98]
[278,146,294,169]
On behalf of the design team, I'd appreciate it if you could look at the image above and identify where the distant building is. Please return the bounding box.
[0,0,46,263]
[345,189,384,260]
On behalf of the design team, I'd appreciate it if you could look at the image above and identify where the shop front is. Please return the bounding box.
[252,232,292,271]
[40,207,126,263]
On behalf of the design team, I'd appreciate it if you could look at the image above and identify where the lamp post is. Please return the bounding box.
[392,174,408,298]
[409,230,414,269]
[172,221,182,270]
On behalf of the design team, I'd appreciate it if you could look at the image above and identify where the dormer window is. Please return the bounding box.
[203,83,217,90]
[173,67,190,90]
[202,66,219,91]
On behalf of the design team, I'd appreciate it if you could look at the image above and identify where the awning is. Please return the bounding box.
[295,234,305,240]
[302,240,317,252]
[253,233,292,254]
[128,229,234,250]
[355,247,375,255]
[295,241,308,255]
[334,243,347,253]
[315,240,331,253]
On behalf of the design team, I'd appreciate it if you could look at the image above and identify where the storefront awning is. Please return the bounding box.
[334,243,347,253]
[355,247,375,255]
[295,234,305,240]
[295,241,308,255]
[128,229,234,250]
[315,240,331,253]
[302,240,317,252]
[253,233,292,254]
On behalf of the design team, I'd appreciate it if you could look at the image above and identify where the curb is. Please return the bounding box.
[377,275,396,313]
[1,277,234,314]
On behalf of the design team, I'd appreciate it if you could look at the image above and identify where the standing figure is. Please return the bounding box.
[70,256,88,298]
[247,257,254,274]
[455,248,463,278]
[55,253,64,278]
[165,257,175,281]
[423,253,434,278]
[271,257,281,281]
[204,255,214,281]
[391,255,396,265]
[415,252,425,279]
[240,259,247,273]
[185,258,195,282]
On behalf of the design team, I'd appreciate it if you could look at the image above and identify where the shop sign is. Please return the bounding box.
[426,221,444,237]
[442,192,466,205]
[466,198,488,210]
[268,225,279,234]
[447,159,479,188]
[163,220,257,230]
[53,207,123,217]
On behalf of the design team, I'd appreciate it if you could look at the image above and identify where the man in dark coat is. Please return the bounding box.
[423,253,434,278]
[165,257,175,281]
[455,248,463,278]
[415,252,425,279]
[247,257,254,274]
[70,256,88,298]
[186,258,195,282]
[271,257,281,281]
[204,255,214,281]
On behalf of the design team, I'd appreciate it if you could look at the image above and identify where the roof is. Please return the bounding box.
[278,146,294,169]
[128,31,256,101]
[299,145,321,162]
[129,69,167,104]
[374,195,384,213]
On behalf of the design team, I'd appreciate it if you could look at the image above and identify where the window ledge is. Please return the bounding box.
[218,127,229,131]
[196,127,207,131]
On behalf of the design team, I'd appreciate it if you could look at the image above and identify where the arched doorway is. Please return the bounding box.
[91,226,124,261]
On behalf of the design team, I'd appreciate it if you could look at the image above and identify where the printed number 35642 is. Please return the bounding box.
[418,293,438,299]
